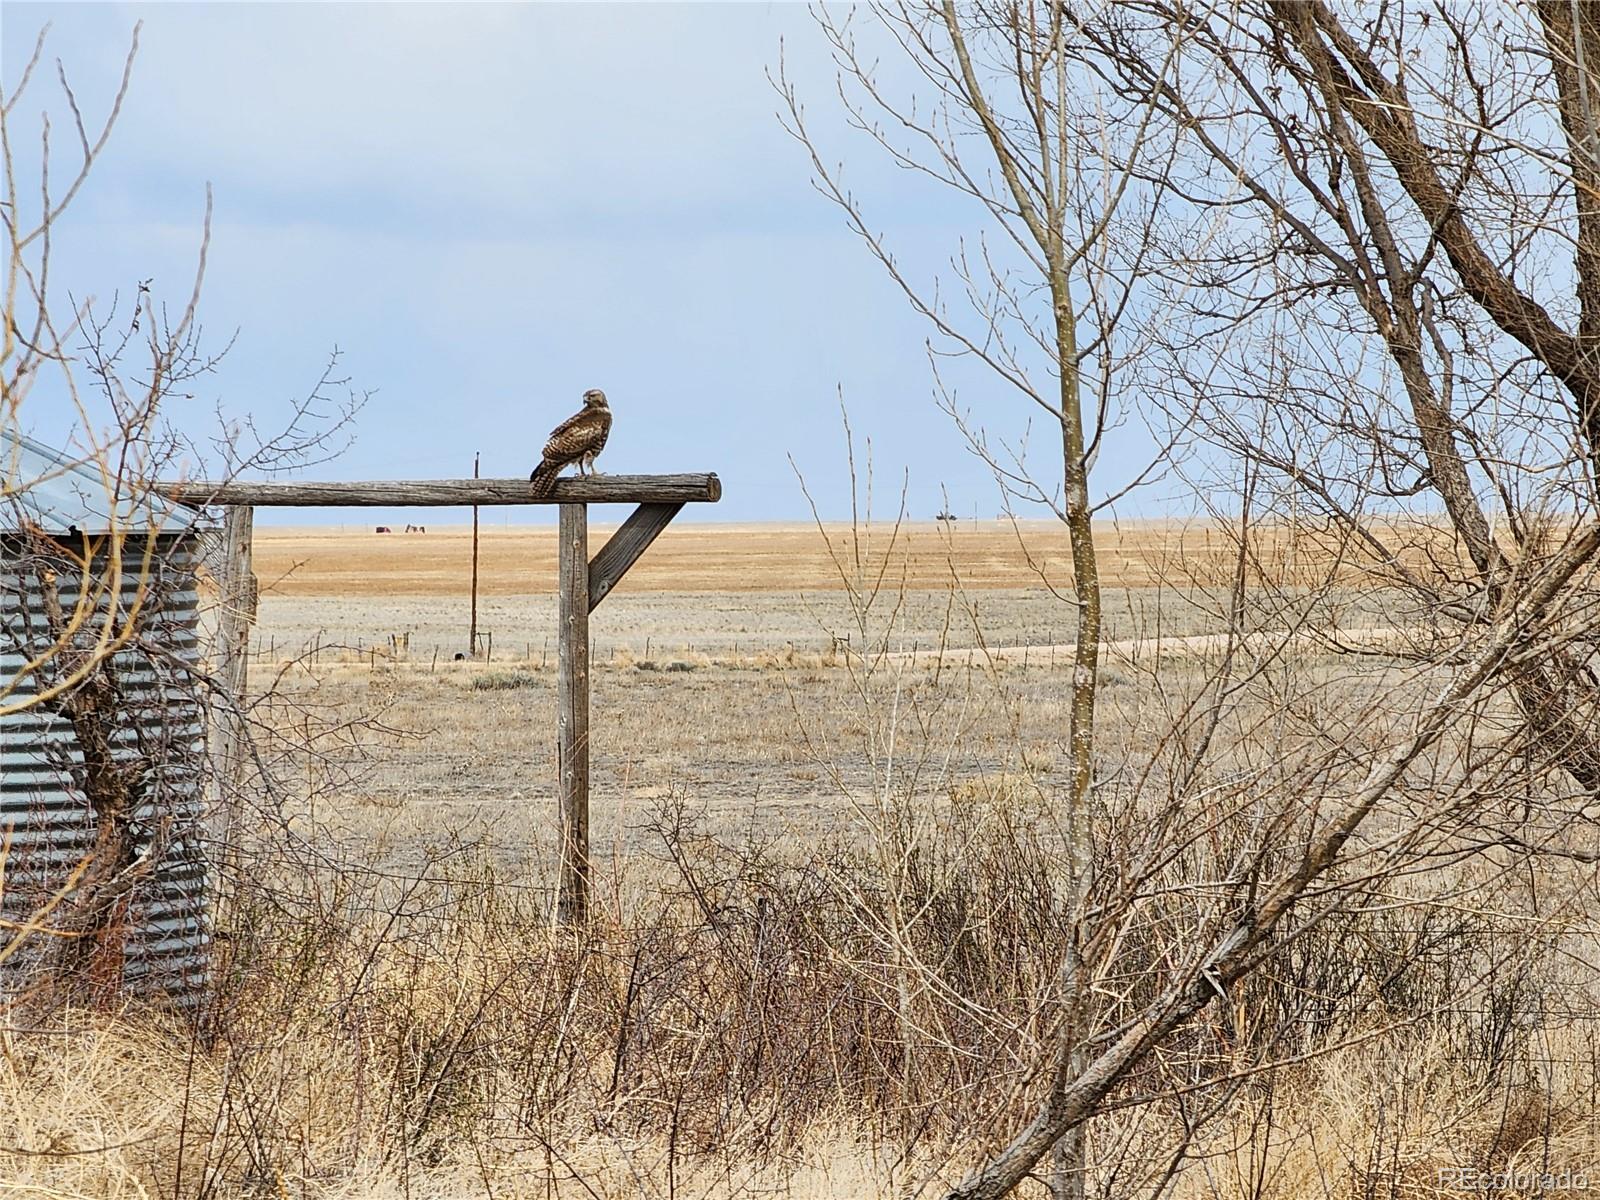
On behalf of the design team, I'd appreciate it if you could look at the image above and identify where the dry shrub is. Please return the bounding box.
[469,670,545,691]
[3,789,1599,1198]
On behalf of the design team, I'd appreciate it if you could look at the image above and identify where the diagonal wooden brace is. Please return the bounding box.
[587,502,684,612]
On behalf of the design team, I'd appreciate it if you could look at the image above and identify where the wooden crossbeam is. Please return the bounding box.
[588,502,684,613]
[160,474,720,508]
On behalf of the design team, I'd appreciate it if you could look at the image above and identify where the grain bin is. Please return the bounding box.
[0,430,211,1011]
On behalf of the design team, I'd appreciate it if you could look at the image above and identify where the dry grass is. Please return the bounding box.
[6,841,1597,1199]
[8,519,1598,1198]
[7,1017,1597,1199]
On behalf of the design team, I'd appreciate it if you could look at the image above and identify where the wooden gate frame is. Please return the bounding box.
[164,473,722,923]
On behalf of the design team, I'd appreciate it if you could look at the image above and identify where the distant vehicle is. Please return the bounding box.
[935,511,958,522]
[375,526,392,533]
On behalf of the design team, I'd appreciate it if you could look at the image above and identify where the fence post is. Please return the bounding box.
[557,502,591,924]
[210,504,256,852]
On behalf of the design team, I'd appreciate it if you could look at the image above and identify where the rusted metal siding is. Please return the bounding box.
[0,532,211,1010]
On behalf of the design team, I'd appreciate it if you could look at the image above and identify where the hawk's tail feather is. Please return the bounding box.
[529,460,559,500]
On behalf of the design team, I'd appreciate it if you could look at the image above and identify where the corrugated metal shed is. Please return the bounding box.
[0,430,212,1012]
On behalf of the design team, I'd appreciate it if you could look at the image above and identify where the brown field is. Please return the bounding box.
[246,524,1161,860]
[235,521,1397,870]
[246,519,1412,664]
[251,518,1231,596]
[237,520,1410,860]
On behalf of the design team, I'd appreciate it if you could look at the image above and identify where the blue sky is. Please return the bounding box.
[3,3,1152,526]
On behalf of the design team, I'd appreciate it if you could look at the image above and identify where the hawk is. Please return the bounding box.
[529,388,612,499]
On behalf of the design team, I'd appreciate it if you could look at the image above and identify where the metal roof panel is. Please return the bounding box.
[0,428,205,534]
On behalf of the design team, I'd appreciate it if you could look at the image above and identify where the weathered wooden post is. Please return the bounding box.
[469,451,481,657]
[556,502,590,924]
[210,504,257,845]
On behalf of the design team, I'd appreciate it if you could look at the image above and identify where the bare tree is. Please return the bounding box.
[0,22,365,1003]
[780,7,1187,1191]
[1082,0,1600,805]
[786,4,1600,1197]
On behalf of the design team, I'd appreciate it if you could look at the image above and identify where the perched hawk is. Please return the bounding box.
[529,388,612,499]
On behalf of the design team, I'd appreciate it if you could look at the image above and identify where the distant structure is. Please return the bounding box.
[0,431,211,1011]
